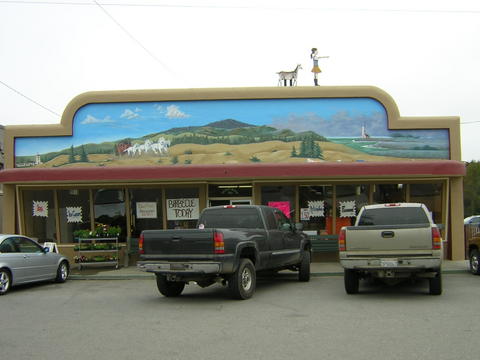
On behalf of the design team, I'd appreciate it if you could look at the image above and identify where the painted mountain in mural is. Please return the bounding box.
[15,119,329,167]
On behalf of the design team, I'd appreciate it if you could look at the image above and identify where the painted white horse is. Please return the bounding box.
[137,139,153,155]
[123,138,170,156]
[150,137,171,154]
[277,64,302,86]
[124,143,140,156]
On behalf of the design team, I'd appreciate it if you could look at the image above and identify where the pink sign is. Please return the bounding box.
[268,201,291,218]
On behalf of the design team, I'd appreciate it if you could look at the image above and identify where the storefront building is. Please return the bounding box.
[0,86,465,264]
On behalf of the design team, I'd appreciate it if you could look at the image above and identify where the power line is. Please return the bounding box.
[0,79,61,117]
[1,1,480,14]
[92,0,180,80]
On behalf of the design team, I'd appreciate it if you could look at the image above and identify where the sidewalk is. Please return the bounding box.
[69,260,470,280]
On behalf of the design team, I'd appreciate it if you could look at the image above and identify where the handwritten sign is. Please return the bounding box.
[66,207,82,223]
[136,202,157,219]
[167,198,199,220]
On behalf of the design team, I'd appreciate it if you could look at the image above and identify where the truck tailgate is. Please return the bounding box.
[345,224,432,251]
[142,229,214,255]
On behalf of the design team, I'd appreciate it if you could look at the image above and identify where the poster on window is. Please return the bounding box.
[66,207,82,223]
[33,200,48,217]
[268,201,291,218]
[167,198,199,220]
[339,200,356,217]
[136,202,158,219]
[308,200,325,217]
[300,208,310,221]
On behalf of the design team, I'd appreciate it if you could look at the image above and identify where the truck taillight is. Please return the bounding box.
[214,231,225,254]
[139,233,145,254]
[338,229,346,251]
[432,227,442,250]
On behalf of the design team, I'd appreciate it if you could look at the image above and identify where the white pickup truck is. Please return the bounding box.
[339,203,443,295]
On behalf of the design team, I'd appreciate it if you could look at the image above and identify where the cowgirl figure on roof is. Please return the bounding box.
[310,48,328,86]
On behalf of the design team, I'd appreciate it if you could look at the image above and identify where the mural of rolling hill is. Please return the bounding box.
[15,119,330,168]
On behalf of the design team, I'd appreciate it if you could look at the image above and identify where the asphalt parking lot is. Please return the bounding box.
[1,271,478,360]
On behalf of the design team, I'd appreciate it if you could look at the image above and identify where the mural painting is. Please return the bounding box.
[14,98,450,168]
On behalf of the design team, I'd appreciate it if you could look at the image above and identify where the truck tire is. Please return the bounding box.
[298,251,311,282]
[228,258,256,300]
[344,269,359,294]
[156,275,185,297]
[429,271,442,295]
[469,249,480,275]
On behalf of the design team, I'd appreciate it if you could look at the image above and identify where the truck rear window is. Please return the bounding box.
[199,208,264,229]
[358,207,430,226]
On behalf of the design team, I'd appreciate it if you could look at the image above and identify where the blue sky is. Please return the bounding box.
[15,97,388,156]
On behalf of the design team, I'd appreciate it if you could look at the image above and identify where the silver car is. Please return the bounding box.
[0,234,69,295]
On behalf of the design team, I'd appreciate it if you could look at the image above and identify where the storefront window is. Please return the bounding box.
[166,188,199,229]
[261,185,295,219]
[208,184,252,198]
[93,189,126,242]
[129,188,163,237]
[409,183,443,225]
[58,189,91,243]
[22,189,56,243]
[299,185,333,235]
[373,184,406,204]
[335,184,370,233]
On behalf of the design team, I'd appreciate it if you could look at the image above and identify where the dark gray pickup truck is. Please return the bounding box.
[137,205,311,299]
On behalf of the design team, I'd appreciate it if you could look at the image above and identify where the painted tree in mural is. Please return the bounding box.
[68,145,76,163]
[464,161,480,216]
[291,146,298,157]
[80,145,88,162]
[298,136,324,159]
[290,137,324,159]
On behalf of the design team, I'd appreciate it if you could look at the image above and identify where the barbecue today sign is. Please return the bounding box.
[166,198,199,220]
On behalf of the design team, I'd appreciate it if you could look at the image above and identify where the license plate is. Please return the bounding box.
[170,263,187,270]
[381,259,398,267]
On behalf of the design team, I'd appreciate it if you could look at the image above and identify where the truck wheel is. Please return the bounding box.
[156,275,185,297]
[344,269,359,294]
[298,251,311,282]
[228,258,256,300]
[429,271,442,295]
[469,249,480,275]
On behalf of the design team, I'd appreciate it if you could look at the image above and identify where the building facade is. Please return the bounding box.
[0,86,466,264]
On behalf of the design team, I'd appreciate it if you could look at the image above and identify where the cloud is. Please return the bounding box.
[120,108,140,120]
[81,115,114,125]
[166,105,190,119]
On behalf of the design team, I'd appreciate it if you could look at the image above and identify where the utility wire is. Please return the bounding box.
[0,79,61,117]
[92,0,180,81]
[1,1,480,14]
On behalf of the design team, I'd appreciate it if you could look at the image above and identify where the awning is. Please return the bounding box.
[0,160,466,184]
